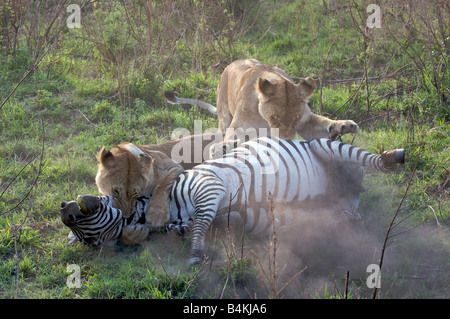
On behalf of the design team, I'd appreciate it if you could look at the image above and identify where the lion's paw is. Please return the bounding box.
[146,203,170,229]
[209,140,239,159]
[329,120,359,139]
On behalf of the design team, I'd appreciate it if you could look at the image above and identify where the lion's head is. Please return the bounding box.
[255,75,315,140]
[95,143,155,218]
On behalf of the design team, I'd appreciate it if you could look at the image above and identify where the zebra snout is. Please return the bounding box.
[383,149,406,164]
[60,200,84,226]
[394,149,405,163]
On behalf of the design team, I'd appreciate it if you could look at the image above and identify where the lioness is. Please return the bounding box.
[95,133,220,229]
[164,59,359,158]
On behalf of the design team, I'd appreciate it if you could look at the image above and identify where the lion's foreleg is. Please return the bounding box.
[145,165,184,230]
[297,113,359,141]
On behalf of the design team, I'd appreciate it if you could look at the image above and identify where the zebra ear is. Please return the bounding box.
[97,146,117,168]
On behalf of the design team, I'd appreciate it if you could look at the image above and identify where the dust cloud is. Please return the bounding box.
[199,204,449,299]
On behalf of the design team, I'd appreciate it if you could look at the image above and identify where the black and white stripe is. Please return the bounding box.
[64,137,402,264]
[67,195,149,246]
[167,137,403,264]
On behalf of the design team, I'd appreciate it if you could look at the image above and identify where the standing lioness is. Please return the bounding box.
[165,59,358,157]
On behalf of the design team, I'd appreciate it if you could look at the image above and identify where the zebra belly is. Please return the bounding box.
[230,167,329,235]
[209,145,330,235]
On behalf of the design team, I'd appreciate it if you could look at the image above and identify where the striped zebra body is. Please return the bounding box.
[168,137,403,264]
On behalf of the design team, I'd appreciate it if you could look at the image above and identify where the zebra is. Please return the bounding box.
[168,137,404,264]
[60,194,150,246]
[61,137,404,264]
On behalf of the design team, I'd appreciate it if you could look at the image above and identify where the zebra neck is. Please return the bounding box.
[117,200,148,235]
[109,219,127,240]
[123,208,146,226]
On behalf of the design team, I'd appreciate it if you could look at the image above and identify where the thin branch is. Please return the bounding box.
[372,143,422,299]
[421,1,443,106]
[344,270,350,299]
[319,36,339,113]
[0,120,45,217]
[277,265,307,296]
[0,153,40,202]
[388,220,425,240]
[181,258,206,299]
[77,109,98,127]
[0,32,64,112]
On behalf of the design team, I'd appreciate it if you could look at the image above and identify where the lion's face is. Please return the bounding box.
[95,143,154,218]
[256,76,315,139]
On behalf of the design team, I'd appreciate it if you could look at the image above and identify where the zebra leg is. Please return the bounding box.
[189,186,227,265]
[330,162,364,220]
[309,138,405,172]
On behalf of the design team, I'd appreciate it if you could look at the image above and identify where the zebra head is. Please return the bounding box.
[60,195,124,246]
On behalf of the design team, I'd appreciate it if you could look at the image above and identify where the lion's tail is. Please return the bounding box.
[162,91,217,115]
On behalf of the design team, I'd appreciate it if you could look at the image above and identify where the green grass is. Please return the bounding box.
[0,0,448,299]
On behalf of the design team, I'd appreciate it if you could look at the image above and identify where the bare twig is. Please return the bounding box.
[344,270,350,299]
[268,193,277,298]
[181,257,206,299]
[12,223,21,298]
[0,153,40,202]
[373,143,422,299]
[319,36,339,113]
[421,1,443,106]
[0,120,46,217]
[0,35,60,113]
[249,193,307,298]
[388,220,425,240]
[77,109,98,127]
[276,266,307,297]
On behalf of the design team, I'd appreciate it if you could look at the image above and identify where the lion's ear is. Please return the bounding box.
[122,143,154,169]
[138,152,154,169]
[298,77,315,99]
[97,147,117,168]
[256,77,276,97]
